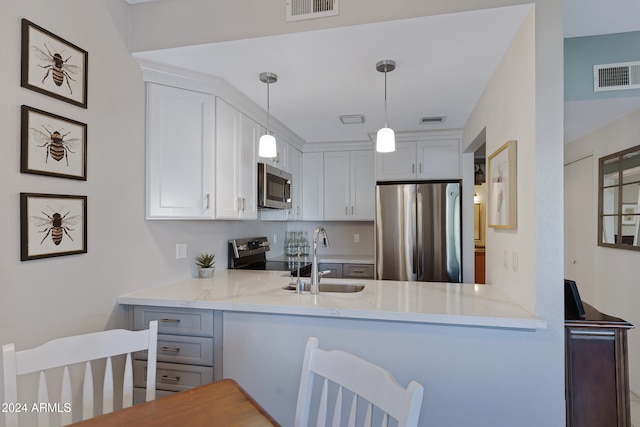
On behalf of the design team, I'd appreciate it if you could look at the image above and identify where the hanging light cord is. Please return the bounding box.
[383,70,389,127]
[265,81,271,134]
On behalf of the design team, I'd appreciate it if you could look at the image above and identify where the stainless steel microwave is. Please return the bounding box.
[258,163,292,209]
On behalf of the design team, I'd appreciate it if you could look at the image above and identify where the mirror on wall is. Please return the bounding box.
[598,145,640,250]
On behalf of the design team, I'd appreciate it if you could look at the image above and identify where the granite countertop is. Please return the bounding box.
[119,270,546,330]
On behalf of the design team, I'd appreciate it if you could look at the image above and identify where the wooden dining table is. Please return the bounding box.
[69,379,280,426]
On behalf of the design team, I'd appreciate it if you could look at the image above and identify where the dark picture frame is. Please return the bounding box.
[20,193,87,261]
[21,105,87,180]
[21,19,88,108]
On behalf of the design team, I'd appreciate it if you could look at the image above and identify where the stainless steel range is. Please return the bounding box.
[228,237,312,276]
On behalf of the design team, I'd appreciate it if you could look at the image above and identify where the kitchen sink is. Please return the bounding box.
[282,282,365,293]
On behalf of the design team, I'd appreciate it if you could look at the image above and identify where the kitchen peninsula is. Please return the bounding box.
[119,270,547,427]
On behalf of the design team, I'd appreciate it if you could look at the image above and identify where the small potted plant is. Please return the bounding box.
[195,253,216,278]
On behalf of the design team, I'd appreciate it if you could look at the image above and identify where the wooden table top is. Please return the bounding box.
[69,379,280,427]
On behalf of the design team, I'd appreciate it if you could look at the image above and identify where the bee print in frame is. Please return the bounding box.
[21,19,88,108]
[20,193,87,261]
[21,105,87,180]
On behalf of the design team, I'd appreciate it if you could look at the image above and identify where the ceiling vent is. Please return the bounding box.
[594,61,640,92]
[419,116,446,124]
[286,0,339,22]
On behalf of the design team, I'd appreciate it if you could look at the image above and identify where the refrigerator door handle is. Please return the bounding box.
[416,191,424,279]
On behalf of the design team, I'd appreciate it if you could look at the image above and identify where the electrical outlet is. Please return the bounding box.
[354,233,360,243]
[176,243,187,259]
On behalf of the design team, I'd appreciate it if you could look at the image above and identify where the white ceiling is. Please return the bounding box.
[133,2,640,146]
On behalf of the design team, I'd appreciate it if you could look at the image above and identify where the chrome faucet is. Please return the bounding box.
[310,227,330,295]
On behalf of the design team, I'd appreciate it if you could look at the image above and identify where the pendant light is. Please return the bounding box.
[376,59,396,153]
[259,72,278,158]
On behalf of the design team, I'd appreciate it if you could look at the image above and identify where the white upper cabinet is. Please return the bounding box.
[324,150,374,221]
[285,144,302,220]
[215,98,258,220]
[302,152,324,221]
[146,83,215,219]
[376,138,461,181]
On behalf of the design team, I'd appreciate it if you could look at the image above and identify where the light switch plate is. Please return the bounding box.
[176,243,187,259]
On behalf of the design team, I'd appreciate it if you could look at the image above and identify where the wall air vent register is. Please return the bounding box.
[594,61,640,92]
[286,0,338,21]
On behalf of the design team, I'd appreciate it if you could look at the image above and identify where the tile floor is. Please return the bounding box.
[632,391,640,427]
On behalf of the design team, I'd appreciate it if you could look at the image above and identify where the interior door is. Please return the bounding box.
[564,156,595,304]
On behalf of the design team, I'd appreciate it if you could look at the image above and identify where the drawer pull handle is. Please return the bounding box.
[160,346,181,353]
[351,269,364,273]
[159,318,181,324]
[160,375,181,382]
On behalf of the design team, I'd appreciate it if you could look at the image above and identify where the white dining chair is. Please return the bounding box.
[294,337,424,427]
[2,321,158,427]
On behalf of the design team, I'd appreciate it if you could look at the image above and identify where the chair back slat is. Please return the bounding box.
[331,386,343,427]
[317,378,328,427]
[347,394,357,427]
[61,366,72,426]
[122,353,134,408]
[36,371,50,427]
[102,356,114,414]
[295,337,424,427]
[1,321,159,427]
[364,402,372,427]
[82,361,94,420]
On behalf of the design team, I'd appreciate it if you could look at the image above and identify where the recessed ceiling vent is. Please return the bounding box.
[594,61,640,92]
[286,0,339,22]
[419,116,446,124]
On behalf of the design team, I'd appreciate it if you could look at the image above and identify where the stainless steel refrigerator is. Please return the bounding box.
[375,182,461,282]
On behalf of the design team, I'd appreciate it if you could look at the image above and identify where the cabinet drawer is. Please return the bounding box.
[134,334,213,366]
[343,264,374,279]
[134,360,213,392]
[133,306,213,337]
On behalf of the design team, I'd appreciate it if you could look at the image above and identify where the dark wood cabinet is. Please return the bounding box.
[565,303,634,427]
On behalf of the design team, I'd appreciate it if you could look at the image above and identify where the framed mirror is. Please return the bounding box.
[598,144,640,250]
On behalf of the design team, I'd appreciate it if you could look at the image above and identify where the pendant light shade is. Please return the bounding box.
[259,133,277,157]
[259,72,278,158]
[376,60,396,153]
[376,127,395,153]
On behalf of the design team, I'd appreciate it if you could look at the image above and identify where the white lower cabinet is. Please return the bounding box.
[131,306,217,402]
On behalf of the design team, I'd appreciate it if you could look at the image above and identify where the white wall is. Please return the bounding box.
[565,107,640,394]
[463,8,537,313]
[0,2,286,422]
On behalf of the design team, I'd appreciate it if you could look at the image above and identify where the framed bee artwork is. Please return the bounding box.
[21,105,87,180]
[20,193,87,261]
[21,19,88,108]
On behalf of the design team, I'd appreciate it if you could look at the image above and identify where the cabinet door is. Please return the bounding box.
[147,84,215,219]
[375,141,417,181]
[302,152,324,221]
[215,99,242,219]
[323,151,351,220]
[238,114,259,219]
[286,146,302,220]
[216,99,259,219]
[417,139,460,179]
[349,150,375,220]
